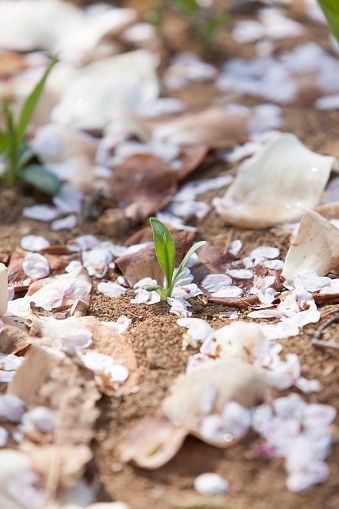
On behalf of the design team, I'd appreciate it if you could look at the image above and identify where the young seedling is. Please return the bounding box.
[0,55,60,195]
[317,0,339,42]
[142,218,206,300]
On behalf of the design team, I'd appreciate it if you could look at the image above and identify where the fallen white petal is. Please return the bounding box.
[98,282,127,298]
[22,253,50,279]
[20,235,50,252]
[194,473,229,496]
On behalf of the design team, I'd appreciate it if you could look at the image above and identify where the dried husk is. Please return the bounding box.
[214,133,339,228]
[282,209,339,278]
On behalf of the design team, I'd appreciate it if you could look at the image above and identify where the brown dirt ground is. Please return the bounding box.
[1,2,339,508]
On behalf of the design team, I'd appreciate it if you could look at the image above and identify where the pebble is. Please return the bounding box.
[194,473,229,496]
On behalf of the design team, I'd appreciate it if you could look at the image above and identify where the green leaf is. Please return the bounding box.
[156,287,167,301]
[167,240,206,297]
[3,99,15,139]
[16,145,34,171]
[16,55,58,148]
[19,164,61,195]
[150,218,176,289]
[141,285,162,292]
[0,130,10,152]
[317,0,339,42]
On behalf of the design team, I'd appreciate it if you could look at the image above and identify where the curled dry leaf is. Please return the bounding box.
[99,153,177,226]
[121,360,268,468]
[115,231,189,286]
[211,321,265,363]
[8,343,100,497]
[213,133,339,229]
[0,322,31,355]
[151,108,249,147]
[27,316,139,396]
[27,266,92,317]
[314,201,339,220]
[282,210,339,279]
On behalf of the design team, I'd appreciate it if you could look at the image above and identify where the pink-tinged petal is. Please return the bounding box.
[229,239,242,254]
[0,426,8,447]
[259,321,300,340]
[273,397,306,420]
[105,364,129,383]
[201,274,232,292]
[22,253,50,279]
[22,205,60,222]
[222,401,252,439]
[295,377,320,394]
[5,297,32,317]
[303,404,336,428]
[286,461,329,492]
[212,286,243,298]
[131,288,160,304]
[0,371,14,382]
[248,309,283,319]
[51,214,77,231]
[8,286,15,301]
[34,290,64,310]
[20,407,55,434]
[265,259,284,270]
[257,287,278,306]
[58,279,91,299]
[67,234,99,252]
[194,473,229,496]
[102,316,132,334]
[80,351,114,374]
[20,235,50,252]
[167,297,191,317]
[61,329,93,349]
[0,353,24,372]
[177,318,214,341]
[250,246,280,259]
[52,183,83,214]
[98,282,126,298]
[65,260,82,273]
[228,269,253,279]
[0,394,26,422]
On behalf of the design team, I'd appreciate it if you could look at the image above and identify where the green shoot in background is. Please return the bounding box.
[0,55,60,195]
[147,0,227,50]
[142,218,206,300]
[317,0,339,42]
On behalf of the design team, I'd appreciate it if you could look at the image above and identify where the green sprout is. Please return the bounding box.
[0,55,60,195]
[147,0,227,50]
[142,218,206,300]
[317,0,339,42]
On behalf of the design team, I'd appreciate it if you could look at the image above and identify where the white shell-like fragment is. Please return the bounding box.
[282,210,339,278]
[194,473,229,496]
[213,133,339,228]
[0,264,8,316]
[51,50,160,130]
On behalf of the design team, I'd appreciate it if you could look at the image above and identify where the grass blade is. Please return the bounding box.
[317,0,339,41]
[172,241,206,286]
[16,55,58,148]
[0,131,10,152]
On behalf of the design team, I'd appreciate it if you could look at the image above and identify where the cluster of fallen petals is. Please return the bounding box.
[1,0,339,506]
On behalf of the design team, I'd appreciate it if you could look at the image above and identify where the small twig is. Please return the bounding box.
[311,339,339,350]
[312,313,339,350]
[224,228,234,254]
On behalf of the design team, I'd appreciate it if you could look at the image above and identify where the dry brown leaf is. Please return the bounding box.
[122,361,268,468]
[282,210,339,278]
[151,108,249,147]
[115,231,189,286]
[20,442,93,493]
[27,315,139,396]
[0,323,31,355]
[314,201,339,220]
